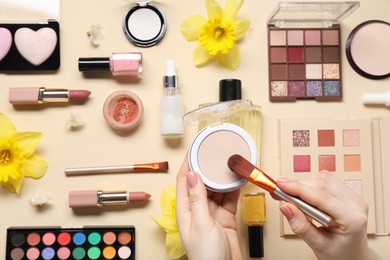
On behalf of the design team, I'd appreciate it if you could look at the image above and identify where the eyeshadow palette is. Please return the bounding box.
[6,226,135,260]
[267,2,359,101]
[0,20,60,71]
[278,118,390,236]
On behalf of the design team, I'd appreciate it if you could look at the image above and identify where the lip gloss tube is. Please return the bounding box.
[78,52,142,78]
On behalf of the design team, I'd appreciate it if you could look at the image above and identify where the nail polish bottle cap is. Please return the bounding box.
[219,79,242,101]
[78,57,110,71]
[248,226,264,258]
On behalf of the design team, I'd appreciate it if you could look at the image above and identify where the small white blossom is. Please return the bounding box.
[66,113,85,129]
[29,190,52,206]
[87,23,104,46]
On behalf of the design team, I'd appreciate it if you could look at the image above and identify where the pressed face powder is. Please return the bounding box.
[198,130,250,184]
[127,8,162,41]
[346,20,390,79]
[122,3,166,47]
[188,123,257,192]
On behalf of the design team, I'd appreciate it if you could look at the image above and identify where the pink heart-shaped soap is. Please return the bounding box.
[0,28,12,62]
[14,27,57,66]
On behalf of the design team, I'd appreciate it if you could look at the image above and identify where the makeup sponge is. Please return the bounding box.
[14,27,57,66]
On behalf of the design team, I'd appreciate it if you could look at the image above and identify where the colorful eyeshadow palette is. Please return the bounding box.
[267,1,359,101]
[278,118,390,236]
[6,226,135,260]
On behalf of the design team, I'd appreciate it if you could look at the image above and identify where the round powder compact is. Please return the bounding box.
[103,90,144,132]
[188,123,258,192]
[122,2,167,48]
[346,20,390,79]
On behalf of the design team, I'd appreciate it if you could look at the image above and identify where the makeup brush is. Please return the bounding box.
[228,154,333,227]
[65,161,169,176]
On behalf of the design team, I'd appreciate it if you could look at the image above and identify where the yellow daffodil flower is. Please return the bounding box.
[0,113,48,194]
[181,0,250,70]
[152,185,185,259]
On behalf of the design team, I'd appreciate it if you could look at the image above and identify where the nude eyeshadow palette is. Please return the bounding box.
[6,226,135,260]
[267,1,359,101]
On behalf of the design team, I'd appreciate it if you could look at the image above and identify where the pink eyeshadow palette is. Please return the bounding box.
[268,27,342,101]
[6,226,135,260]
[278,118,390,236]
[0,20,60,71]
[267,2,359,102]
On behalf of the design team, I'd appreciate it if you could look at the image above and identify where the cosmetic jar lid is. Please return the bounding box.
[122,2,167,48]
[188,123,257,192]
[78,57,110,71]
[268,1,359,28]
[346,20,390,80]
[184,100,253,127]
[103,90,144,132]
[219,79,242,101]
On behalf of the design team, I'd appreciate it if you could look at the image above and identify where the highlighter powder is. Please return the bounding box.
[188,123,257,192]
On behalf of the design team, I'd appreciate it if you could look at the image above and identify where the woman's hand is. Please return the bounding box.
[176,156,242,260]
[277,172,382,260]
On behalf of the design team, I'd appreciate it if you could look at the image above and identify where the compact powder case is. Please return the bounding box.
[187,123,257,193]
[122,2,167,48]
[346,20,390,80]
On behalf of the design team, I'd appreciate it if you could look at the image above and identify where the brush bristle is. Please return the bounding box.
[228,154,256,179]
[158,161,169,171]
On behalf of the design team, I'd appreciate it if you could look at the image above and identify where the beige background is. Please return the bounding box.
[0,0,389,259]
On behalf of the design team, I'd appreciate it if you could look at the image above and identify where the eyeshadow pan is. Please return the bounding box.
[322,30,339,45]
[323,47,339,62]
[288,47,304,62]
[271,81,288,97]
[317,129,335,146]
[72,247,86,259]
[293,130,310,147]
[323,63,339,79]
[293,155,311,172]
[305,47,322,63]
[344,154,361,171]
[27,233,41,246]
[319,155,336,171]
[306,64,322,79]
[26,247,40,259]
[324,81,340,96]
[288,64,305,79]
[344,179,363,196]
[305,30,321,45]
[87,246,101,259]
[103,246,116,259]
[343,129,360,146]
[270,47,287,63]
[288,81,305,96]
[271,64,288,80]
[270,30,286,46]
[287,30,304,45]
[306,81,322,96]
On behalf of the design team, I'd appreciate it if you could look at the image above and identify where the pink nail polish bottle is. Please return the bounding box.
[78,52,142,78]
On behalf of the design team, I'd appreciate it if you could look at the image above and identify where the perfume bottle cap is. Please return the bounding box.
[248,225,264,258]
[219,79,242,101]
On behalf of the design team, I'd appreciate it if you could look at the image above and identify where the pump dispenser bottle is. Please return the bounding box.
[160,59,184,138]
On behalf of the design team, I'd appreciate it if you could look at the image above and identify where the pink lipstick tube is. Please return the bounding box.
[9,87,91,105]
[78,52,142,78]
[68,190,151,208]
